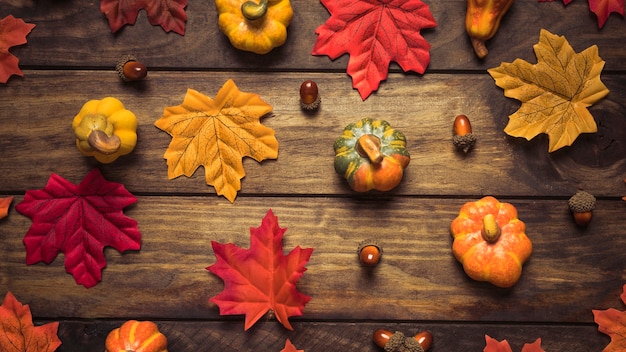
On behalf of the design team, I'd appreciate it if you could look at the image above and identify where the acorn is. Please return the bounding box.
[568,190,596,227]
[299,80,321,110]
[357,239,382,266]
[116,55,148,82]
[372,329,433,352]
[452,114,477,153]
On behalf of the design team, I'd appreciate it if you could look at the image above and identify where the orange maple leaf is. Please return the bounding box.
[0,196,13,219]
[207,209,313,331]
[593,284,626,351]
[0,15,35,84]
[484,335,544,352]
[281,338,305,352]
[0,292,61,352]
[488,29,609,152]
[154,80,278,202]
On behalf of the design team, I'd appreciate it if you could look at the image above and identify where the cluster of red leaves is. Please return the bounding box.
[207,210,313,331]
[15,169,141,288]
[539,0,624,28]
[0,292,61,352]
[0,15,35,84]
[312,0,436,100]
[100,0,188,35]
[593,284,626,351]
[484,335,544,352]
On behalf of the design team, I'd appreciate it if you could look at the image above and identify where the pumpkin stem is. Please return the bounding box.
[356,134,383,164]
[241,0,268,20]
[481,213,501,243]
[88,130,121,155]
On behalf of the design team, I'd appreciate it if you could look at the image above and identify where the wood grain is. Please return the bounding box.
[0,0,624,350]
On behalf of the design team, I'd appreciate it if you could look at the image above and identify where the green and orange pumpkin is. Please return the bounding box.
[334,118,410,192]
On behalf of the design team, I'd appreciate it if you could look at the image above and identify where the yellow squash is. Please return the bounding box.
[466,0,514,58]
[72,97,137,164]
[215,0,293,54]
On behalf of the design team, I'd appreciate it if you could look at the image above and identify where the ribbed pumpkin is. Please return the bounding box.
[450,196,532,288]
[334,118,410,192]
[105,320,168,352]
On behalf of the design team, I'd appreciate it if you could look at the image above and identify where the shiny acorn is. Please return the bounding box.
[358,240,382,266]
[299,80,321,110]
[373,329,433,352]
[568,190,596,227]
[452,114,477,153]
[116,55,148,82]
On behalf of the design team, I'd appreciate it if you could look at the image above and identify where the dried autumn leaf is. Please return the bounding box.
[0,196,13,219]
[484,335,544,352]
[0,15,35,84]
[281,339,304,352]
[312,0,436,100]
[488,29,609,152]
[100,0,188,35]
[0,291,61,352]
[154,80,278,203]
[593,284,626,351]
[539,0,623,28]
[15,168,141,288]
[207,209,313,331]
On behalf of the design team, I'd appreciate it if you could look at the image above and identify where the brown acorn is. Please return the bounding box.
[357,240,382,266]
[116,55,148,82]
[568,190,596,227]
[372,329,433,352]
[452,114,477,153]
[299,80,321,110]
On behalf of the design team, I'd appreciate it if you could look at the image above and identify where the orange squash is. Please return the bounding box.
[105,320,168,352]
[450,196,532,288]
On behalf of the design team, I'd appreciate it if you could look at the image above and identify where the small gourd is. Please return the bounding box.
[466,0,515,58]
[105,320,168,352]
[334,118,410,192]
[450,196,532,288]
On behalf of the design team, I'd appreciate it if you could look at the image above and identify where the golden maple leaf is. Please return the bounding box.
[488,29,609,152]
[155,79,278,202]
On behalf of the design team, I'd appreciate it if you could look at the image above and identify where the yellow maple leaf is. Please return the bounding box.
[155,80,278,202]
[488,29,609,152]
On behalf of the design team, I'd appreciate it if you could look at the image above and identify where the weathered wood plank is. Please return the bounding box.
[2,197,623,323]
[2,0,625,71]
[49,320,609,351]
[1,71,624,197]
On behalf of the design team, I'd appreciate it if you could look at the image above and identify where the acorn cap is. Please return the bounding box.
[452,133,476,153]
[385,331,424,352]
[568,190,596,212]
[357,239,382,254]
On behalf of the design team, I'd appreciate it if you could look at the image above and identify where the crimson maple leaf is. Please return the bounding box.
[0,291,61,352]
[207,209,313,331]
[484,335,544,352]
[0,15,35,84]
[312,0,436,100]
[593,284,626,351]
[539,0,624,28]
[100,0,188,35]
[15,168,141,288]
[281,339,304,352]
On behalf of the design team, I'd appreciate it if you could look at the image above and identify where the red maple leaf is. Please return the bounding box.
[0,291,61,352]
[312,0,436,100]
[539,0,624,28]
[207,209,313,331]
[15,168,141,288]
[484,335,544,352]
[281,339,304,352]
[0,15,35,84]
[593,284,626,351]
[100,0,188,35]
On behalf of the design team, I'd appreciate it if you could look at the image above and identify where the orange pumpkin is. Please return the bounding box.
[450,196,532,288]
[105,320,168,352]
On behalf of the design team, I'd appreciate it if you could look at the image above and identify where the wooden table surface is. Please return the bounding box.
[1,1,625,351]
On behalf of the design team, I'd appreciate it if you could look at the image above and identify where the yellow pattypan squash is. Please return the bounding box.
[72,97,137,164]
[215,0,293,54]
